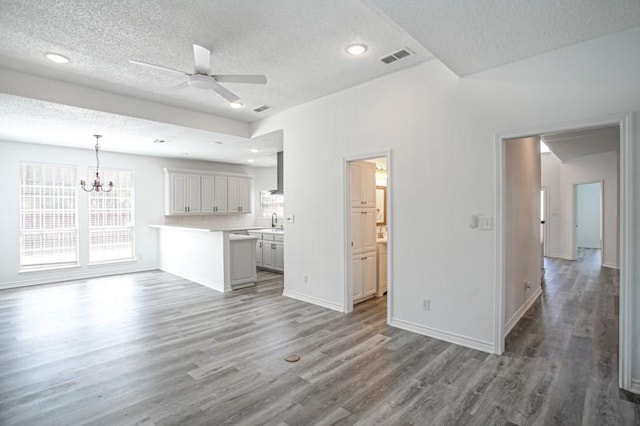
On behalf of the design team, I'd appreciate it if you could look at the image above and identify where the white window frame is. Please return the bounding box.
[87,167,135,265]
[19,162,79,271]
[260,190,284,218]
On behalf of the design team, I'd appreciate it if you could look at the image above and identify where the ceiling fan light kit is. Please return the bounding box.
[129,44,266,107]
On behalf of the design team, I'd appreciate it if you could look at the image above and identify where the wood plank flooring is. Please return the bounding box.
[0,249,638,425]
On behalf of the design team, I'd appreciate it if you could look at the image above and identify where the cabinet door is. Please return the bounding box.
[186,174,201,213]
[255,239,263,267]
[227,177,240,212]
[170,173,187,214]
[362,209,377,253]
[262,240,274,268]
[350,162,363,207]
[352,256,363,300]
[214,176,228,212]
[361,161,376,207]
[377,244,387,297]
[239,177,252,213]
[363,252,377,296]
[350,210,363,254]
[201,175,215,213]
[273,242,284,271]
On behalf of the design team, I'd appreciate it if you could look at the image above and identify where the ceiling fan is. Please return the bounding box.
[129,44,267,104]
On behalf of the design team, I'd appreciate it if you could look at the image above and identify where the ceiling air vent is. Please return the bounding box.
[380,48,412,65]
[253,105,271,113]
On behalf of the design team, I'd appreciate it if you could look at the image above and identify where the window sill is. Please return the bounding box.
[88,258,137,267]
[19,264,81,274]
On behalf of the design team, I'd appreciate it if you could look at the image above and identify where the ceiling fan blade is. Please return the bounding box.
[129,60,187,75]
[212,75,267,84]
[167,81,189,91]
[213,84,241,103]
[193,44,211,74]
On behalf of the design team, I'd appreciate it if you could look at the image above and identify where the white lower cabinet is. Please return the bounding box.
[262,241,284,272]
[376,242,387,297]
[250,232,284,272]
[353,251,376,302]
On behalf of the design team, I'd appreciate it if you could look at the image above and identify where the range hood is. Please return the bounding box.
[270,151,283,194]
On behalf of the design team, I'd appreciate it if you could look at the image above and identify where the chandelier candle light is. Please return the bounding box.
[80,135,113,192]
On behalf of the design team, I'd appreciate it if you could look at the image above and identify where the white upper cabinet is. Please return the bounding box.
[202,175,229,213]
[350,161,376,208]
[228,176,251,213]
[164,169,250,216]
[167,173,201,214]
[214,176,228,213]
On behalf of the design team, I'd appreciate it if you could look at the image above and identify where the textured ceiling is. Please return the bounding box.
[369,0,640,76]
[0,94,282,166]
[542,126,619,162]
[0,1,638,164]
[0,0,432,122]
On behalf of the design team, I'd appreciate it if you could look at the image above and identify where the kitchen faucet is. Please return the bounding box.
[272,212,278,228]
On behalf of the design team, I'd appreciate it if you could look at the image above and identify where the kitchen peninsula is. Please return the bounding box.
[150,225,258,292]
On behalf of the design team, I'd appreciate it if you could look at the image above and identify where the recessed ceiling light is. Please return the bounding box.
[346,44,367,56]
[247,159,255,163]
[230,101,243,109]
[250,148,259,153]
[45,52,70,64]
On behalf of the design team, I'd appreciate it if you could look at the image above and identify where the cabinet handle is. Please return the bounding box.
[187,206,190,212]
[259,242,262,248]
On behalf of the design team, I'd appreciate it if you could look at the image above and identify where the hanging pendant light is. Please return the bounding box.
[80,135,113,192]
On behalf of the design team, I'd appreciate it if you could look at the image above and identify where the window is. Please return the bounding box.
[88,168,135,263]
[260,190,284,218]
[19,162,78,269]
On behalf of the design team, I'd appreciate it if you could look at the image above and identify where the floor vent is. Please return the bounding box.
[253,105,271,113]
[380,48,412,65]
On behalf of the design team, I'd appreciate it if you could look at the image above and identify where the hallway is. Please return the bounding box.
[505,248,638,423]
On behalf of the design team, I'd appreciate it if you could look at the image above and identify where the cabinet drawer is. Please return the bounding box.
[263,233,285,242]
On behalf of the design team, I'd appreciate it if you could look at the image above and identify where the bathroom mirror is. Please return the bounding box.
[376,186,386,225]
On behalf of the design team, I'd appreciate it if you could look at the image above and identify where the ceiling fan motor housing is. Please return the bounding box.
[188,74,217,90]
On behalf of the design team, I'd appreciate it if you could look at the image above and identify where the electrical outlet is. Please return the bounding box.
[303,274,308,284]
[422,298,430,311]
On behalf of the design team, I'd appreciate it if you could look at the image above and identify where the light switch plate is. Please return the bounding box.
[478,216,493,230]
[286,214,295,223]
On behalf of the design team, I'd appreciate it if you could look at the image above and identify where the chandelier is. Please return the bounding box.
[80,135,113,192]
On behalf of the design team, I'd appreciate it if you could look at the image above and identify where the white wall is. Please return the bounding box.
[0,139,276,289]
[576,183,602,249]
[504,137,542,331]
[251,26,640,359]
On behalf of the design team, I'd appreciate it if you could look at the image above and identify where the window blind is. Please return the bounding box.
[19,163,78,268]
[88,168,135,263]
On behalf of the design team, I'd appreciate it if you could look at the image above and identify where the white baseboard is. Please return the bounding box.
[504,287,543,336]
[159,265,224,293]
[602,262,620,269]
[0,266,156,290]
[630,379,640,394]
[282,288,344,313]
[389,317,494,354]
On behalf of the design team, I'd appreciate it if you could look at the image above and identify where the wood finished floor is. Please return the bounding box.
[0,249,638,425]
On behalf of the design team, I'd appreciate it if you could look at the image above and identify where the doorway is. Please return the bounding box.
[574,182,603,264]
[495,113,634,391]
[344,152,391,322]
